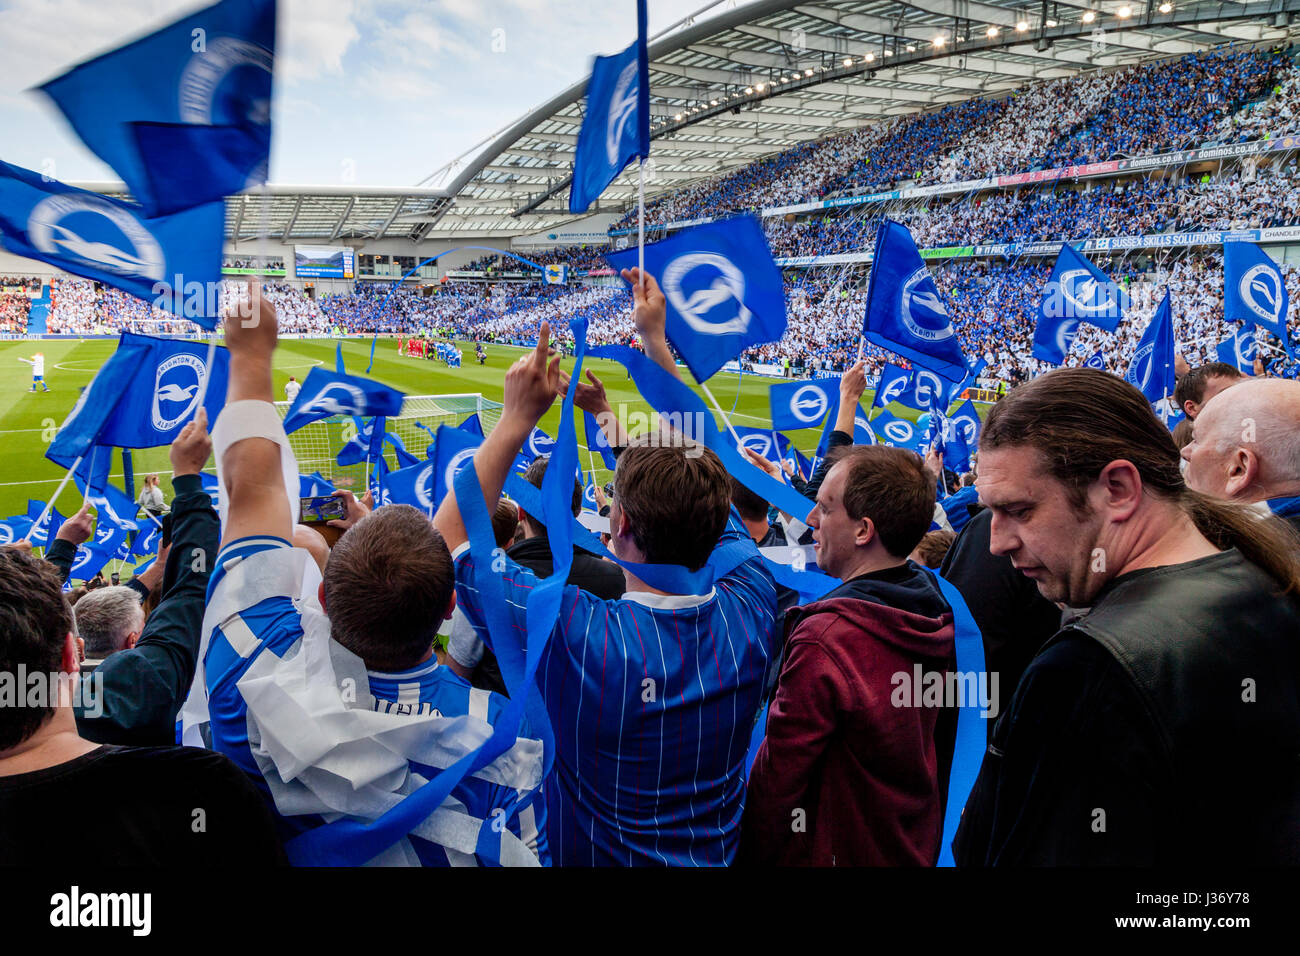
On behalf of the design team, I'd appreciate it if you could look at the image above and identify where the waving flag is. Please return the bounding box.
[862,220,968,382]
[73,472,141,533]
[0,517,34,547]
[96,333,229,450]
[337,418,384,467]
[896,367,953,413]
[871,363,911,409]
[459,413,486,438]
[1224,241,1292,352]
[607,215,787,382]
[731,426,792,463]
[1084,350,1108,370]
[27,501,66,547]
[770,377,838,432]
[943,400,982,473]
[37,0,276,217]
[569,0,648,213]
[200,472,222,511]
[67,536,120,583]
[581,474,600,512]
[869,409,926,453]
[298,472,335,498]
[282,367,405,433]
[1216,325,1258,374]
[582,411,617,469]
[432,425,483,505]
[1034,245,1126,365]
[46,341,151,468]
[0,162,225,326]
[385,458,438,513]
[1125,291,1177,407]
[131,522,162,558]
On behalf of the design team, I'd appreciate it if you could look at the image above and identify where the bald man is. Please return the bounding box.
[1182,377,1300,533]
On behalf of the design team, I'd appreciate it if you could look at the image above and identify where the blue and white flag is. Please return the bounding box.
[1034,245,1126,366]
[26,501,65,547]
[871,363,911,409]
[0,161,226,326]
[282,367,405,433]
[1125,291,1177,406]
[0,516,34,547]
[1084,349,1108,370]
[98,333,229,450]
[606,215,787,382]
[200,472,222,511]
[459,413,486,438]
[298,472,335,498]
[385,458,438,513]
[770,377,838,431]
[944,357,987,408]
[37,0,276,217]
[871,410,927,453]
[897,366,953,413]
[68,537,120,582]
[1216,325,1258,374]
[130,522,162,558]
[337,418,379,467]
[46,341,151,468]
[581,474,600,512]
[73,472,140,532]
[432,425,483,505]
[862,220,969,382]
[732,426,792,463]
[569,0,648,213]
[582,411,617,470]
[943,400,982,473]
[1224,241,1292,351]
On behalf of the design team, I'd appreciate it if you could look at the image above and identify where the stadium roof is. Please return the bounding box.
[419,0,1300,238]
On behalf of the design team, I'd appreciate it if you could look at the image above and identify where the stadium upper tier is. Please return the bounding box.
[611,44,1300,230]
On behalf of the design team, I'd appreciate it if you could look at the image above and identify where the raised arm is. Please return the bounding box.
[434,323,561,552]
[620,267,679,383]
[833,359,867,435]
[219,285,293,548]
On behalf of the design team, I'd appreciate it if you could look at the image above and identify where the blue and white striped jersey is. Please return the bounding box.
[453,517,779,866]
[202,537,545,866]
[367,658,549,865]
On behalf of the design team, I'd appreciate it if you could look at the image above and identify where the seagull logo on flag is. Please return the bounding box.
[443,448,477,501]
[27,195,165,279]
[0,525,12,546]
[789,384,829,424]
[414,463,436,510]
[662,253,753,336]
[300,382,367,419]
[882,419,915,444]
[1059,268,1122,318]
[901,267,955,342]
[911,369,946,408]
[605,60,639,167]
[1056,318,1080,357]
[880,375,908,404]
[737,432,773,458]
[1129,342,1156,391]
[152,354,207,431]
[1240,264,1284,324]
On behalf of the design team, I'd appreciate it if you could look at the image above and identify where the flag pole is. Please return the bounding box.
[699,380,744,448]
[31,454,83,537]
[192,327,221,412]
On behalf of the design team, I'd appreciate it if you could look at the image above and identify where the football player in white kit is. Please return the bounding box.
[19,352,49,392]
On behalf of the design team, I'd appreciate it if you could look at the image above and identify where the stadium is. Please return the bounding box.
[1,0,1298,906]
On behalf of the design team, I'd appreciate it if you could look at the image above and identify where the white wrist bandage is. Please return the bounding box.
[211,399,301,527]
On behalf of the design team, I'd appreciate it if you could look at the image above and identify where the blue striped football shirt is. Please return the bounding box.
[202,537,545,866]
[453,515,779,866]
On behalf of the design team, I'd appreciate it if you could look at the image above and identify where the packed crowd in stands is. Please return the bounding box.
[0,278,39,334]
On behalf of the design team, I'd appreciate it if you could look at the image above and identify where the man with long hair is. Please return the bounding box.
[954,368,1300,865]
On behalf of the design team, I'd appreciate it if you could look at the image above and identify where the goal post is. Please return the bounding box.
[272,393,503,492]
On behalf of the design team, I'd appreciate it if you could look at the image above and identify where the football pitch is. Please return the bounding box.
[0,336,941,523]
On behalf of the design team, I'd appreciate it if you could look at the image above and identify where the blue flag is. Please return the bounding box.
[732,426,792,464]
[0,516,34,548]
[581,474,600,513]
[73,472,141,532]
[1084,349,1108,370]
[569,0,648,214]
[1216,325,1258,374]
[282,367,405,433]
[1125,291,1178,406]
[68,535,121,582]
[871,363,911,409]
[1224,241,1292,351]
[862,220,969,382]
[0,162,225,326]
[385,458,438,513]
[582,411,617,469]
[26,502,66,547]
[337,418,379,467]
[298,472,336,498]
[46,342,152,468]
[1034,245,1126,366]
[131,522,162,558]
[73,445,114,501]
[895,367,953,413]
[770,377,838,431]
[869,409,926,452]
[433,425,483,505]
[96,333,229,450]
[459,413,486,438]
[943,400,982,473]
[606,216,787,382]
[37,0,276,217]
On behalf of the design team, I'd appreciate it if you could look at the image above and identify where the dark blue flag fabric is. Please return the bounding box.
[385,458,437,513]
[943,400,982,473]
[97,333,229,450]
[73,472,140,532]
[869,409,926,453]
[1224,241,1292,351]
[607,216,787,382]
[46,340,151,468]
[582,411,617,470]
[458,413,485,438]
[432,425,483,506]
[896,366,953,413]
[131,521,162,558]
[581,474,600,513]
[862,220,969,382]
[1033,245,1126,366]
[337,418,378,467]
[73,445,114,502]
[37,0,276,217]
[568,0,648,214]
[1084,349,1108,370]
[282,367,405,433]
[770,377,838,432]
[0,162,225,326]
[1216,325,1258,374]
[298,472,335,498]
[1125,291,1178,407]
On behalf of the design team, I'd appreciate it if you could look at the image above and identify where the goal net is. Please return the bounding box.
[272,393,503,492]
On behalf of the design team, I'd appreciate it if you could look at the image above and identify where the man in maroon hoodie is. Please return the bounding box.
[740,444,957,866]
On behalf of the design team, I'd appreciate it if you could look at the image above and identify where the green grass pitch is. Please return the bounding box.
[0,336,954,526]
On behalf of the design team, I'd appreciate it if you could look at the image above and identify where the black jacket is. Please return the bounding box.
[69,474,219,746]
[469,534,626,696]
[955,549,1300,865]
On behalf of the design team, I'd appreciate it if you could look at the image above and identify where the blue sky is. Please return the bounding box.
[0,0,714,188]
